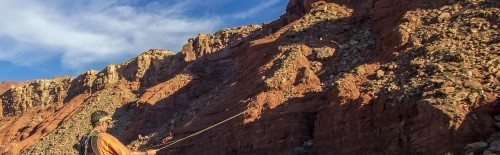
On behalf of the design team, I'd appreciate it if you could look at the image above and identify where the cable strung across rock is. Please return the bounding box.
[143,109,249,151]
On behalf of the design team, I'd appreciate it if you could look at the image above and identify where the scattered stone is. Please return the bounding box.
[466,142,489,153]
[440,87,456,95]
[471,68,482,78]
[349,40,359,45]
[468,92,479,103]
[468,142,488,148]
[438,12,452,22]
[376,70,385,79]
[313,46,335,59]
[464,80,483,89]
[388,63,398,70]
[490,140,500,148]
[356,67,366,76]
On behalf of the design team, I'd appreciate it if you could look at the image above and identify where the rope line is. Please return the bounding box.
[144,109,248,151]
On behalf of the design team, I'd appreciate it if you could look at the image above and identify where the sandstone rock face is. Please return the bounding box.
[92,49,176,90]
[0,81,30,116]
[180,24,262,61]
[0,77,73,117]
[0,49,177,154]
[0,0,498,154]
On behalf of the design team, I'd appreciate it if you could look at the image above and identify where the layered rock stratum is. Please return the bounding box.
[0,0,499,154]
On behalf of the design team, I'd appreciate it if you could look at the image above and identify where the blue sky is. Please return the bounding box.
[0,0,288,82]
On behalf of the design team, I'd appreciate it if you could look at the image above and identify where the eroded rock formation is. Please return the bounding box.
[0,0,498,154]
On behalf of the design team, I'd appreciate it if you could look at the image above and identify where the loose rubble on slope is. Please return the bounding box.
[0,0,498,154]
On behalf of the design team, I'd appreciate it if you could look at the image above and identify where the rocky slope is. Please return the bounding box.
[0,0,498,154]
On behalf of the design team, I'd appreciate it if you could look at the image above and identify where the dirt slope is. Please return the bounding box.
[0,0,498,154]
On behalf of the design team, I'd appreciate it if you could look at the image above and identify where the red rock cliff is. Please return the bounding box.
[0,0,498,154]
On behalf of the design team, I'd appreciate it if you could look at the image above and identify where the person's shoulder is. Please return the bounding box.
[98,132,116,139]
[98,132,124,146]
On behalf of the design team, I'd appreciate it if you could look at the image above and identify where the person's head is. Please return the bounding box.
[90,110,114,132]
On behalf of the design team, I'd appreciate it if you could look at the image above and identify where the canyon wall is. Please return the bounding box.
[0,0,498,154]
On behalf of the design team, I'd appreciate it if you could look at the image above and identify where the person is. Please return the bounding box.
[80,110,158,155]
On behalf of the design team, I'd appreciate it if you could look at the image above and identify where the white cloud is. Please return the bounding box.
[0,0,221,70]
[0,0,286,79]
